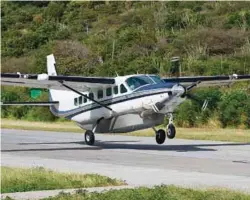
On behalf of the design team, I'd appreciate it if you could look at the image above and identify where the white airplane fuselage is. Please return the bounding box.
[49,74,186,133]
[2,54,249,145]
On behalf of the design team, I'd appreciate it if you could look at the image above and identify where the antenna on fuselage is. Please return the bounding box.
[115,71,119,77]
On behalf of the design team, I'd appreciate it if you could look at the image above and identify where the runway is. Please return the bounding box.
[1,129,250,193]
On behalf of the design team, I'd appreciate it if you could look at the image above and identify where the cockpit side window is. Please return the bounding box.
[120,84,127,93]
[126,76,153,90]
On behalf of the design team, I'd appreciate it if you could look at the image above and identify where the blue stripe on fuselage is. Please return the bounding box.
[134,82,176,92]
[48,82,176,118]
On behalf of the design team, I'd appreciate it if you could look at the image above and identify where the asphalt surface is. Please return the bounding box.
[1,129,250,193]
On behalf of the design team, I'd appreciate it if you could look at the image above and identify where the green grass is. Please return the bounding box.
[41,185,250,200]
[125,128,250,143]
[1,118,83,133]
[1,118,250,142]
[1,167,125,193]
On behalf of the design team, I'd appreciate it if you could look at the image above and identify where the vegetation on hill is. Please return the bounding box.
[1,1,250,128]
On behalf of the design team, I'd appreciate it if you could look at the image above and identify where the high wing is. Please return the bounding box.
[163,74,250,87]
[1,73,115,91]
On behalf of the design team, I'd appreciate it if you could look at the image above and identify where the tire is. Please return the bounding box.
[85,130,95,145]
[167,124,176,139]
[155,129,166,144]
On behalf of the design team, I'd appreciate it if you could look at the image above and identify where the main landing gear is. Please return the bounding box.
[155,128,166,144]
[153,113,176,145]
[84,118,104,145]
[84,130,95,145]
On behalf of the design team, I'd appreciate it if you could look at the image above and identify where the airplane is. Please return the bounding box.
[1,54,250,145]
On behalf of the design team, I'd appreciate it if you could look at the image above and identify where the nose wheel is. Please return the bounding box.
[154,128,166,144]
[166,113,176,139]
[84,130,95,145]
[166,123,176,139]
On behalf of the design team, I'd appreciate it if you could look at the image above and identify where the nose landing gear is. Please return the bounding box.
[166,113,176,139]
[167,123,176,139]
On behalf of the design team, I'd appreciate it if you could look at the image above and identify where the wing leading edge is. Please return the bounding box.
[163,74,250,87]
[1,73,116,91]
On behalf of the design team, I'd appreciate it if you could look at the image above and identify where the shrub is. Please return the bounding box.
[225,11,250,30]
[174,88,222,127]
[175,100,199,127]
[43,2,66,22]
[24,107,57,121]
[218,90,250,128]
[1,86,31,119]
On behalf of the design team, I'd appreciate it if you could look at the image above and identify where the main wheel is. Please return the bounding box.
[85,130,95,145]
[167,124,176,139]
[155,129,166,144]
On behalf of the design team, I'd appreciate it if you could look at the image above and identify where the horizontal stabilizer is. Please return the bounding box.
[1,101,59,106]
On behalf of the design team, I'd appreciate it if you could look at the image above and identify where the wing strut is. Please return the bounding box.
[61,83,113,111]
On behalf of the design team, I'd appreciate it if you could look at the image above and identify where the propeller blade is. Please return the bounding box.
[202,99,209,111]
[186,93,209,111]
[185,93,202,103]
[186,81,201,91]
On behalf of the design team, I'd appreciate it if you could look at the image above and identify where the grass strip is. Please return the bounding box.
[1,166,125,193]
[1,118,82,133]
[41,185,250,200]
[1,118,250,142]
[126,128,250,143]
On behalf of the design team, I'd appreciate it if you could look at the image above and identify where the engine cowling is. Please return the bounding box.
[141,84,186,116]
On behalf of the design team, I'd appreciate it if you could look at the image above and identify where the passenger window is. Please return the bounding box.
[89,92,94,100]
[83,96,87,103]
[106,87,112,96]
[74,98,78,106]
[113,86,118,95]
[120,84,127,93]
[79,96,83,105]
[97,90,103,99]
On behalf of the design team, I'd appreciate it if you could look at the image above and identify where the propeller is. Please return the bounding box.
[152,85,185,112]
[141,81,208,118]
[185,93,209,111]
[186,81,201,91]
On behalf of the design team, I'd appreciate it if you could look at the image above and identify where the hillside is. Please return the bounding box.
[1,1,250,128]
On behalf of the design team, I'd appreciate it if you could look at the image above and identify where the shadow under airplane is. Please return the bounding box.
[1,140,249,153]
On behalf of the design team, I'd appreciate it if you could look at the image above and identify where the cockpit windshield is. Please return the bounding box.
[126,76,154,91]
[149,75,163,83]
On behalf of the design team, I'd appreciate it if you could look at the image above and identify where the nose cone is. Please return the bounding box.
[171,84,185,96]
